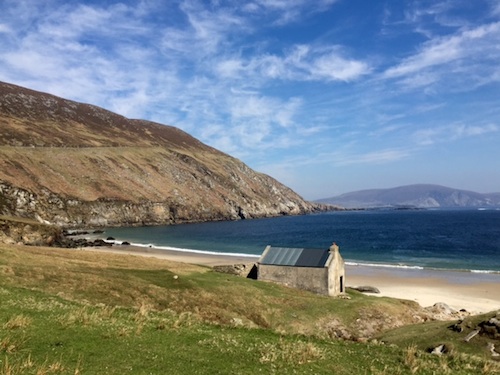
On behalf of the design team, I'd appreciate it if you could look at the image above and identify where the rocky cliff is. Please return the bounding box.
[0,215,64,246]
[0,81,325,228]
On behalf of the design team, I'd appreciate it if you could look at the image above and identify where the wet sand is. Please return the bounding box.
[84,244,500,314]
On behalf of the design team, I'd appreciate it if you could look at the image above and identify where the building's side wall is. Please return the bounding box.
[325,244,346,297]
[258,265,329,295]
[327,257,345,296]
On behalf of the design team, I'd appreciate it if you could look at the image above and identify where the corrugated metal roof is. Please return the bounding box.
[261,247,302,266]
[296,248,330,267]
[260,247,330,268]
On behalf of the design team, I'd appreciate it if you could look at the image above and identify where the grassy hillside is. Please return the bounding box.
[0,145,259,202]
[0,81,321,227]
[1,245,499,374]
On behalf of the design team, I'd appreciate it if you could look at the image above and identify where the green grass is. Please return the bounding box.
[0,285,396,374]
[0,284,447,375]
[1,244,499,374]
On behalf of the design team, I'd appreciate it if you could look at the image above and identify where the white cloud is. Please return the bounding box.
[492,0,500,16]
[215,45,370,83]
[0,24,11,33]
[283,45,372,82]
[244,0,338,25]
[413,127,441,146]
[385,35,460,78]
[215,58,245,78]
[252,145,412,184]
[413,123,499,146]
[212,94,303,153]
[161,0,246,58]
[230,95,276,119]
[384,22,500,85]
[0,1,164,106]
[229,94,301,126]
[274,97,302,127]
[451,123,499,138]
[309,51,371,81]
[297,125,330,136]
[1,0,499,197]
[334,149,411,166]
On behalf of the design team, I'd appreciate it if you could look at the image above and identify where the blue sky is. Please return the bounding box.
[1,0,500,199]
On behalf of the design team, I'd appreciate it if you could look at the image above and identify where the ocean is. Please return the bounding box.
[103,209,500,273]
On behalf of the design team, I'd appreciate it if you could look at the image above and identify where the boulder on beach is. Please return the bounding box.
[350,286,380,294]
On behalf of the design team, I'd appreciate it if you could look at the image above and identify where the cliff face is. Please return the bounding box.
[0,81,322,228]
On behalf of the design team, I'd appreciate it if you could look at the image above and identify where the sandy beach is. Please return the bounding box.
[85,244,500,314]
[346,265,500,314]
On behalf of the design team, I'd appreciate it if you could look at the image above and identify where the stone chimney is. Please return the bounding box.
[329,242,339,254]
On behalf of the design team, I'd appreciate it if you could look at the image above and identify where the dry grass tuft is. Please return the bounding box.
[482,360,500,374]
[134,302,150,322]
[1,356,12,375]
[259,339,325,365]
[117,327,131,337]
[0,266,15,276]
[135,323,145,336]
[59,304,117,328]
[403,344,419,374]
[30,360,64,374]
[20,354,34,371]
[0,354,82,375]
[0,336,24,354]
[97,305,116,319]
[173,312,195,329]
[60,307,94,327]
[3,315,32,330]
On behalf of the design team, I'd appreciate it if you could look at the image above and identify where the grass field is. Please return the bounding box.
[1,244,499,374]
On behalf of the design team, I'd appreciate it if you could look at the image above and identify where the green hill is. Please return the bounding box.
[1,244,499,374]
[0,81,328,228]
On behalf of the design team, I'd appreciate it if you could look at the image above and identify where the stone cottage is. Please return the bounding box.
[257,243,345,296]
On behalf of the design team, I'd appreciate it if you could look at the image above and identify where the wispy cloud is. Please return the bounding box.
[1,0,499,197]
[413,123,499,146]
[258,144,412,171]
[0,2,162,108]
[383,21,500,90]
[0,24,11,33]
[243,0,339,25]
[333,148,411,166]
[216,45,371,83]
[161,1,246,58]
[493,1,500,16]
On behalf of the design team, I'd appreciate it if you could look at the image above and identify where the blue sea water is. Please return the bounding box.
[103,209,500,273]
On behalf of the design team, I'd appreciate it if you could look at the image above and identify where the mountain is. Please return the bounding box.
[316,184,500,209]
[0,81,326,228]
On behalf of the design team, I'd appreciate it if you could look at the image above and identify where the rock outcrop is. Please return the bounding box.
[0,81,329,228]
[0,216,64,246]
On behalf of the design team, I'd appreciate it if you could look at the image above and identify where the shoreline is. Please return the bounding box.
[346,265,500,314]
[83,244,500,314]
